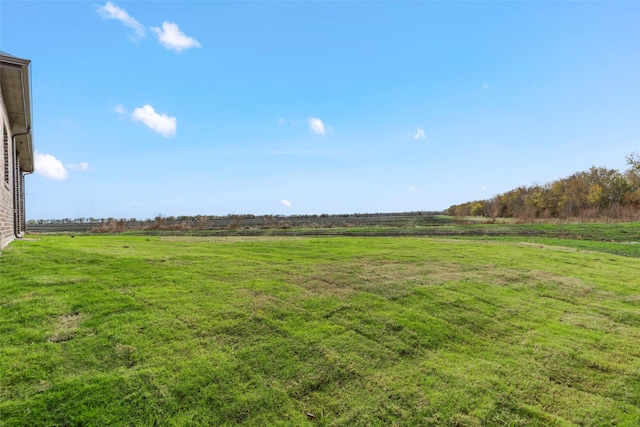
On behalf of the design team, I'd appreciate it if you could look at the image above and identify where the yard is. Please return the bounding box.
[1,230,639,425]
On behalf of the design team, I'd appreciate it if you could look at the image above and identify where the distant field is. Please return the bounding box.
[25,212,450,233]
[28,219,640,258]
[1,227,640,425]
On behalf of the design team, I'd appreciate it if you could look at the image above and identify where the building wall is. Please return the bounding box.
[0,90,16,250]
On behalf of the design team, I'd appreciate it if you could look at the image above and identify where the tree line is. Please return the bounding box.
[446,153,640,221]
[28,211,441,227]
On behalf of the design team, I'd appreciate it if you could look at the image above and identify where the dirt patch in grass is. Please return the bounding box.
[48,313,83,343]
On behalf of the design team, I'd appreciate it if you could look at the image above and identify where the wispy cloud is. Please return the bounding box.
[35,151,68,180]
[151,22,201,53]
[409,185,416,192]
[67,162,90,172]
[132,104,177,138]
[114,104,127,115]
[413,127,426,140]
[280,199,292,208]
[482,82,494,90]
[97,2,146,40]
[98,3,200,53]
[308,117,326,136]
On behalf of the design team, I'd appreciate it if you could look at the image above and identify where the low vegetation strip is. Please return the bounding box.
[25,212,449,234]
[1,233,639,425]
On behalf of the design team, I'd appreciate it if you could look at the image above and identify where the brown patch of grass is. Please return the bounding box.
[284,263,360,298]
[34,276,88,286]
[33,381,52,393]
[623,294,640,303]
[1,292,41,308]
[114,344,138,367]
[48,313,83,343]
[560,313,619,333]
[115,344,137,357]
[286,259,612,312]
[532,271,601,299]
[236,288,282,312]
[355,262,426,300]
[518,242,578,252]
[157,236,305,243]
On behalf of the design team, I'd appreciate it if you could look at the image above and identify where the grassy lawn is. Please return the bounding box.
[116,220,640,258]
[1,232,639,425]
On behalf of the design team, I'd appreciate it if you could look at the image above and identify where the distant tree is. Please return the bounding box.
[626,152,640,171]
[624,153,640,208]
[446,155,639,221]
[470,202,484,216]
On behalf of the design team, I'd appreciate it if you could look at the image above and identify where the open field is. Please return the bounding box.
[127,221,640,258]
[28,218,640,258]
[1,228,640,425]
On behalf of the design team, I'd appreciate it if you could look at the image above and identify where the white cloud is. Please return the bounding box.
[413,127,426,140]
[132,104,177,138]
[481,186,488,192]
[482,82,494,90]
[35,151,68,180]
[97,2,146,39]
[151,22,201,53]
[409,185,416,192]
[308,117,326,136]
[114,104,127,115]
[280,199,292,208]
[67,162,90,172]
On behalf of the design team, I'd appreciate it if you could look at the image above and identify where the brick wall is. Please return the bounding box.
[0,94,16,250]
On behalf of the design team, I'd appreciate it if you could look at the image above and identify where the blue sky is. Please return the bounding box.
[2,1,639,220]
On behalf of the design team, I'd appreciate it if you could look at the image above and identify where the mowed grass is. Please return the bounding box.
[1,234,639,426]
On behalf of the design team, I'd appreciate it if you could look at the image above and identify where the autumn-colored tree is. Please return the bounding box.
[446,155,640,220]
[624,153,640,208]
[626,152,640,171]
[470,202,485,216]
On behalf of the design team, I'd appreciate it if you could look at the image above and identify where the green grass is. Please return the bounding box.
[1,231,640,425]
[109,220,640,257]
